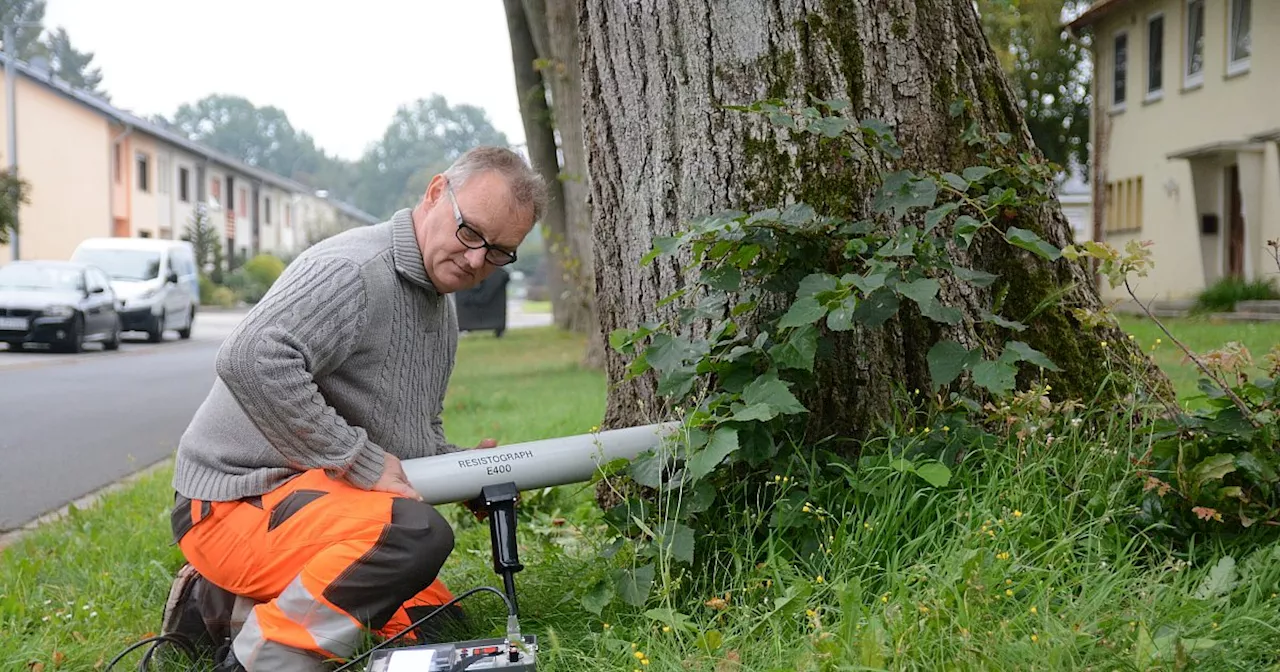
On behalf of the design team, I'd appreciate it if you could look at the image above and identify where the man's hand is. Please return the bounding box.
[371,453,423,501]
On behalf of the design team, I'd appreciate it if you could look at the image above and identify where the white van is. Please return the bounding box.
[70,238,199,342]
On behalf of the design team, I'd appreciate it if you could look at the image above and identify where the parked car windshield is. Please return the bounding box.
[73,249,162,281]
[0,264,85,291]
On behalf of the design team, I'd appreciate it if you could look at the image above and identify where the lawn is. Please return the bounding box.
[3,320,1279,670]
[1117,314,1280,405]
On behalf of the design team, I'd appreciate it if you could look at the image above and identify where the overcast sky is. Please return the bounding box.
[42,0,528,161]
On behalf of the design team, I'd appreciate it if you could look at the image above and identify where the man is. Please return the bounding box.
[166,146,546,670]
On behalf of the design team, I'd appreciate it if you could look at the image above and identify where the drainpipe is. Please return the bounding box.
[108,122,134,236]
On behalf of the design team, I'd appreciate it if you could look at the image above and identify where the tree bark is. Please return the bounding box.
[581,0,1171,435]
[503,0,571,331]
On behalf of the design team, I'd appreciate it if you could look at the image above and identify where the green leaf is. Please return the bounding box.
[927,340,972,389]
[770,324,819,371]
[962,166,995,182]
[826,296,857,331]
[809,116,850,137]
[897,278,940,306]
[1190,454,1237,486]
[924,202,960,233]
[853,288,900,328]
[874,170,938,220]
[797,272,839,299]
[658,522,696,565]
[646,333,700,372]
[778,296,826,328]
[1004,227,1062,261]
[948,99,966,117]
[981,310,1027,331]
[642,236,679,265]
[972,360,1017,395]
[914,462,952,487]
[918,298,962,325]
[1236,452,1279,483]
[1192,556,1237,600]
[686,428,740,480]
[608,329,633,353]
[942,172,968,191]
[781,203,818,225]
[731,403,776,422]
[701,266,742,291]
[743,372,808,416]
[628,450,666,489]
[954,216,981,248]
[580,578,615,615]
[953,266,998,287]
[695,630,724,653]
[644,607,697,632]
[656,367,697,398]
[615,564,656,607]
[1004,341,1061,371]
[847,272,888,295]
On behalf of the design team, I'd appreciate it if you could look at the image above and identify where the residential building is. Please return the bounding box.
[0,54,378,268]
[1069,0,1276,300]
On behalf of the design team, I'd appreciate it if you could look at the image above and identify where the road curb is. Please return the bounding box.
[0,456,174,553]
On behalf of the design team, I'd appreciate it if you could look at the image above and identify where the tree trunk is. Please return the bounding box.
[503,0,571,331]
[581,0,1171,435]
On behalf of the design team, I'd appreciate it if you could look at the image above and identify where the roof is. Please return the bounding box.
[0,53,380,225]
[1066,0,1136,35]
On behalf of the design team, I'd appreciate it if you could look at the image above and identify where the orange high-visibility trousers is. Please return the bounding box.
[172,469,459,670]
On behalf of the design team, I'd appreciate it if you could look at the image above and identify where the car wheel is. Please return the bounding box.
[104,316,121,351]
[60,315,85,353]
[147,310,165,343]
[177,305,195,340]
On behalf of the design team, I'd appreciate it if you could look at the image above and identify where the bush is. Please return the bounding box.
[1194,277,1279,313]
[209,285,238,308]
[243,253,286,288]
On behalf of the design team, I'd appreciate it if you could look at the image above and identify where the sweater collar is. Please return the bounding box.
[391,208,439,292]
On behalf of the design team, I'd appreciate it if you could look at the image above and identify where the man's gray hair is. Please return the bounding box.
[444,146,549,224]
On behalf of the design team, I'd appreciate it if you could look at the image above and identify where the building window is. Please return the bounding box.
[1113,31,1128,109]
[178,167,190,202]
[1228,0,1251,75]
[1146,14,1164,99]
[264,197,272,224]
[1185,0,1205,87]
[210,178,222,207]
[1104,177,1144,234]
[238,187,248,218]
[113,145,122,184]
[136,153,150,193]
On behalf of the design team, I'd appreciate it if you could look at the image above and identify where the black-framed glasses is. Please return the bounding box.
[445,179,518,267]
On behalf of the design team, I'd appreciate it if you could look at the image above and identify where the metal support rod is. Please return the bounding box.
[5,24,18,260]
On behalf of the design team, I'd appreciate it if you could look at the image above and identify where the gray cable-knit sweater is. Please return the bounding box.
[172,209,461,502]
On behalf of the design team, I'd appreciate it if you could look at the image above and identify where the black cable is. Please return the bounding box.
[332,585,515,672]
[103,634,199,672]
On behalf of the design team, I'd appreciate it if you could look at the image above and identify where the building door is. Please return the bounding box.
[1226,165,1245,278]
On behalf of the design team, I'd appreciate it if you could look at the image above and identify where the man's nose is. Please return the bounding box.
[463,247,488,269]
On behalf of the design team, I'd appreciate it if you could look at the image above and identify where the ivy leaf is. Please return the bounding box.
[927,340,974,389]
[980,310,1027,331]
[1192,556,1238,600]
[826,296,857,331]
[781,203,818,225]
[954,216,981,249]
[874,171,938,220]
[972,360,1017,395]
[1004,341,1060,371]
[701,266,742,291]
[797,272,839,299]
[919,298,963,325]
[1236,452,1279,483]
[853,288,900,328]
[770,324,819,371]
[657,367,697,398]
[847,272,888,295]
[1005,227,1062,261]
[580,578,615,615]
[953,266,998,287]
[686,428,740,480]
[1190,454,1237,487]
[897,278,940,306]
[962,166,995,182]
[742,372,808,416]
[809,116,851,138]
[658,522,697,565]
[942,172,969,191]
[731,403,776,422]
[924,202,959,233]
[914,462,952,488]
[615,564,656,607]
[778,297,827,328]
[646,333,701,372]
[642,236,679,266]
[629,449,667,489]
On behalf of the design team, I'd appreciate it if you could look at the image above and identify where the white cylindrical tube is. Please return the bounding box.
[402,422,681,505]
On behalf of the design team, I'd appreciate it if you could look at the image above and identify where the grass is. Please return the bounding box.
[3,321,1279,670]
[1117,315,1280,405]
[521,300,552,314]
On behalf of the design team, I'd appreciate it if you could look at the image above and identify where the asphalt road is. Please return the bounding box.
[0,302,552,532]
[0,310,245,532]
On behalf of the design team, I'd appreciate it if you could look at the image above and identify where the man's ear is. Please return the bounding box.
[424,174,447,207]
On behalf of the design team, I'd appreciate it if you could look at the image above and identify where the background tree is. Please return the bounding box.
[977,0,1091,172]
[182,205,222,283]
[41,26,102,92]
[582,0,1166,440]
[0,169,30,245]
[1,1,107,97]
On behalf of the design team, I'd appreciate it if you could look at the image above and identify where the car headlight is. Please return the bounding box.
[44,305,75,318]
